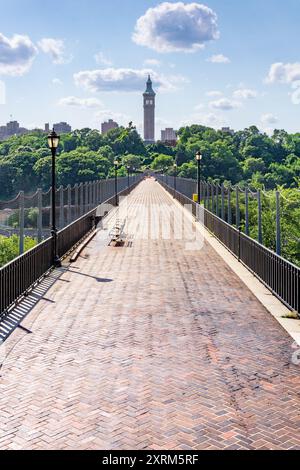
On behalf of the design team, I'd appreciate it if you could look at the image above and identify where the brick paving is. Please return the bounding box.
[0,179,299,450]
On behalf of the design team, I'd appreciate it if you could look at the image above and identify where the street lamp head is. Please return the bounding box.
[196,151,202,161]
[174,163,177,168]
[114,160,119,167]
[48,129,60,150]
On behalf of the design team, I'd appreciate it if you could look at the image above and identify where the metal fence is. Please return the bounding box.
[0,176,142,316]
[158,176,300,315]
[0,176,138,255]
[160,174,299,258]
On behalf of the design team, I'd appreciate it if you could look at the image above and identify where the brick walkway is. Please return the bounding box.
[0,179,299,450]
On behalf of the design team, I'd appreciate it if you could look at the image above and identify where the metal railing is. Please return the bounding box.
[0,176,138,255]
[158,177,300,315]
[0,176,142,317]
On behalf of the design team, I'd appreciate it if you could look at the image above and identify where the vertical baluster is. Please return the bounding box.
[74,184,79,221]
[37,188,42,243]
[236,187,240,229]
[59,186,64,229]
[80,183,84,216]
[19,191,24,255]
[245,188,249,236]
[67,185,71,225]
[228,187,232,225]
[257,189,263,244]
[276,191,281,256]
[221,184,225,220]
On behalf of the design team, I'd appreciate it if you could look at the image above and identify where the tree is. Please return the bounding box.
[151,154,174,171]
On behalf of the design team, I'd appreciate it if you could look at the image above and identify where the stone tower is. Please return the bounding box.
[143,75,156,143]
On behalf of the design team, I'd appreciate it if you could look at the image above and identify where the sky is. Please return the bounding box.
[1,0,300,137]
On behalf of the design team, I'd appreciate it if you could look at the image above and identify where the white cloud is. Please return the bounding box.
[58,96,103,108]
[180,111,224,129]
[291,87,300,104]
[266,62,300,84]
[233,88,257,99]
[209,97,240,110]
[74,67,187,93]
[38,38,71,64]
[94,51,113,66]
[194,103,204,111]
[260,113,278,125]
[207,54,230,64]
[0,33,37,76]
[143,59,161,67]
[206,90,223,97]
[266,62,300,104]
[94,109,131,126]
[52,78,63,86]
[132,2,219,53]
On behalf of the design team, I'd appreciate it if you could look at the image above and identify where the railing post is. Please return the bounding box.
[236,187,240,229]
[221,184,225,220]
[59,186,64,229]
[85,182,89,213]
[227,187,232,225]
[67,184,71,225]
[276,191,281,256]
[100,180,103,203]
[37,188,43,243]
[245,188,249,236]
[216,185,219,217]
[74,184,79,221]
[211,184,214,213]
[257,189,263,244]
[80,183,84,215]
[93,181,96,208]
[89,181,93,210]
[19,191,24,255]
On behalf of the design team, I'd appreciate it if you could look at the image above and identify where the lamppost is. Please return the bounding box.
[126,165,130,188]
[196,151,202,204]
[173,163,177,196]
[48,129,61,267]
[114,159,119,206]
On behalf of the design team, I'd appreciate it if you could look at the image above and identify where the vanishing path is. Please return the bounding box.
[0,179,299,450]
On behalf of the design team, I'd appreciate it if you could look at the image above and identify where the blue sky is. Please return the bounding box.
[1,0,300,137]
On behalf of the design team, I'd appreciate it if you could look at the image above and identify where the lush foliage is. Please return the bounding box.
[0,235,36,267]
[0,123,299,265]
[1,125,300,199]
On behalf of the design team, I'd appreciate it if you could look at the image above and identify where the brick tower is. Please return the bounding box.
[143,75,156,143]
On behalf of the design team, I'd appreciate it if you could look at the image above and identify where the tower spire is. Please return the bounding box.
[144,75,155,96]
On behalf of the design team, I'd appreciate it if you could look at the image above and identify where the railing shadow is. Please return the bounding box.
[0,269,64,343]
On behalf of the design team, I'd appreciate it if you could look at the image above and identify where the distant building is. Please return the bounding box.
[143,75,156,143]
[6,121,20,134]
[0,120,29,141]
[45,123,50,133]
[161,128,177,146]
[221,127,234,135]
[101,119,119,135]
[53,121,72,134]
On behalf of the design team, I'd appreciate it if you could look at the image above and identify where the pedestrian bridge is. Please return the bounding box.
[0,178,299,450]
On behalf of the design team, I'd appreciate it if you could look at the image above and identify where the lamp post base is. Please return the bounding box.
[53,256,62,268]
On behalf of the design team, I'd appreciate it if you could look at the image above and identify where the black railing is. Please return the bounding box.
[158,177,300,315]
[0,177,142,317]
